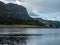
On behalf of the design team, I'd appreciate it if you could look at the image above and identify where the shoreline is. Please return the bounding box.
[0,25,59,28]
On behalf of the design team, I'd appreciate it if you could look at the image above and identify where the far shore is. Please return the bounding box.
[0,25,58,28]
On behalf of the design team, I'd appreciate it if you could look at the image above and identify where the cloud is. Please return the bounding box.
[0,0,60,21]
[19,0,60,21]
[19,0,60,13]
[0,0,16,3]
[1,0,60,13]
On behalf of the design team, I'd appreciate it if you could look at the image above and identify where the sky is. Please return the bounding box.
[0,0,60,21]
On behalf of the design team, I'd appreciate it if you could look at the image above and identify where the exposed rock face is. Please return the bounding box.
[0,1,8,13]
[0,1,18,24]
[6,3,31,19]
[0,1,31,24]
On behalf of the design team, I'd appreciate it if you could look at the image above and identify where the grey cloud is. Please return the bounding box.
[0,0,60,20]
[0,0,16,3]
[0,0,60,13]
[19,0,60,13]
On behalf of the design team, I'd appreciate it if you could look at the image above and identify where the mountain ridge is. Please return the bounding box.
[0,1,44,26]
[0,1,59,28]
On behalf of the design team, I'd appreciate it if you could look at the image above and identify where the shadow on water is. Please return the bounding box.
[0,34,42,45]
[0,28,43,45]
[0,34,29,45]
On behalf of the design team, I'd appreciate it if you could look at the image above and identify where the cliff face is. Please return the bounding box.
[0,2,17,24]
[0,1,32,24]
[0,1,31,18]
[0,1,8,14]
[6,3,31,19]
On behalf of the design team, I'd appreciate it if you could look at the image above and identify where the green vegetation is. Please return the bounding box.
[0,14,56,28]
[0,25,52,28]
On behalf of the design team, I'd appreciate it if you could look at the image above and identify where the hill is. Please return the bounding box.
[0,1,44,26]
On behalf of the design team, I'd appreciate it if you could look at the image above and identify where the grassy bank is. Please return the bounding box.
[0,25,51,28]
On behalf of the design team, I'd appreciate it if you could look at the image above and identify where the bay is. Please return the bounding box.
[0,28,60,45]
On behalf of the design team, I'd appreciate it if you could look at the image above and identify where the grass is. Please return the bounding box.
[0,25,40,28]
[0,24,55,28]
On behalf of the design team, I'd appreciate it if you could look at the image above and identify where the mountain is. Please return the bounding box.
[0,1,31,20]
[6,3,31,19]
[0,1,58,27]
[0,1,21,24]
[0,1,44,26]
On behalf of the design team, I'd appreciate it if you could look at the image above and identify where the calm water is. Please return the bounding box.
[0,28,60,45]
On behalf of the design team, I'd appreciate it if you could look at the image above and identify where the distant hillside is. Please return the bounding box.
[46,20,60,27]
[36,18,60,27]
